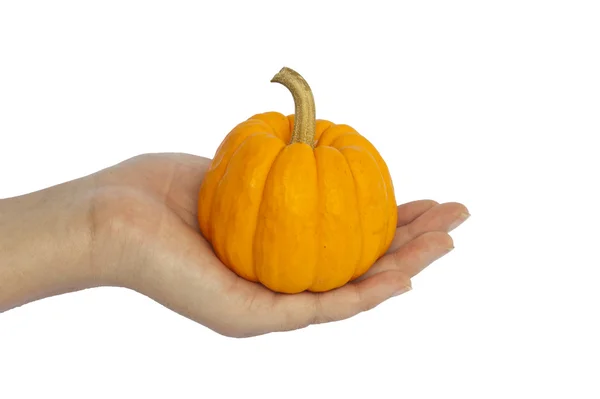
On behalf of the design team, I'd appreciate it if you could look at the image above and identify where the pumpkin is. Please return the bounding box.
[198,67,397,294]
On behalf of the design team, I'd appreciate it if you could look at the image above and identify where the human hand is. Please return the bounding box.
[87,153,469,337]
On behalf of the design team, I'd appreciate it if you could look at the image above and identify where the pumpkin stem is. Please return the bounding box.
[271,67,316,147]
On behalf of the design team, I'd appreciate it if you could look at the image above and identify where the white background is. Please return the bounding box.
[1,1,599,398]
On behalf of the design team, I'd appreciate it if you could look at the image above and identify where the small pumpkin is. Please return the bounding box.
[198,67,397,294]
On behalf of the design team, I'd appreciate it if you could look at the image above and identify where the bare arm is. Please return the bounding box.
[0,179,96,311]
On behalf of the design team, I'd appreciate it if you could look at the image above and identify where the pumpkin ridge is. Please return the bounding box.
[338,147,364,279]
[311,119,335,146]
[314,123,333,147]
[329,133,361,148]
[332,137,395,258]
[210,131,269,268]
[344,144,391,258]
[311,147,321,290]
[208,145,242,268]
[246,112,289,141]
[200,120,277,240]
[318,125,360,147]
[363,148,391,258]
[251,143,286,285]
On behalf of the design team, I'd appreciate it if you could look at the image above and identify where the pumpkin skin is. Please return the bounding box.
[197,110,397,294]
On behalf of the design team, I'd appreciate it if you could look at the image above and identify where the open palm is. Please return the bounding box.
[92,153,469,337]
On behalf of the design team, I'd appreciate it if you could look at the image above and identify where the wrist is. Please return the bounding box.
[0,177,98,311]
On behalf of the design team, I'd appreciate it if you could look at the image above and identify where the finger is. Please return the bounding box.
[361,231,454,281]
[261,270,412,334]
[396,199,439,227]
[311,270,412,324]
[387,202,469,253]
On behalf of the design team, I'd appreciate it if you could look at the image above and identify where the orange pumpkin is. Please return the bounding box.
[198,67,397,294]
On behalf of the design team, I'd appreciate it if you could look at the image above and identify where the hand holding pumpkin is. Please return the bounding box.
[85,153,468,337]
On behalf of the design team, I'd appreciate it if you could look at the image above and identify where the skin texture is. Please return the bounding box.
[199,112,398,293]
[0,152,470,338]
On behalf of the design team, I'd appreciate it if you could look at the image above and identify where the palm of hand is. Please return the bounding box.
[92,153,468,338]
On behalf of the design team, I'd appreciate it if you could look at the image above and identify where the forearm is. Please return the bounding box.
[0,179,96,312]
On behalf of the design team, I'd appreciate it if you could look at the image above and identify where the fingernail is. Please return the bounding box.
[448,212,470,231]
[392,285,412,297]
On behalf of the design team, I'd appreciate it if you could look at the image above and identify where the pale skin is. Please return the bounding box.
[0,153,469,338]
